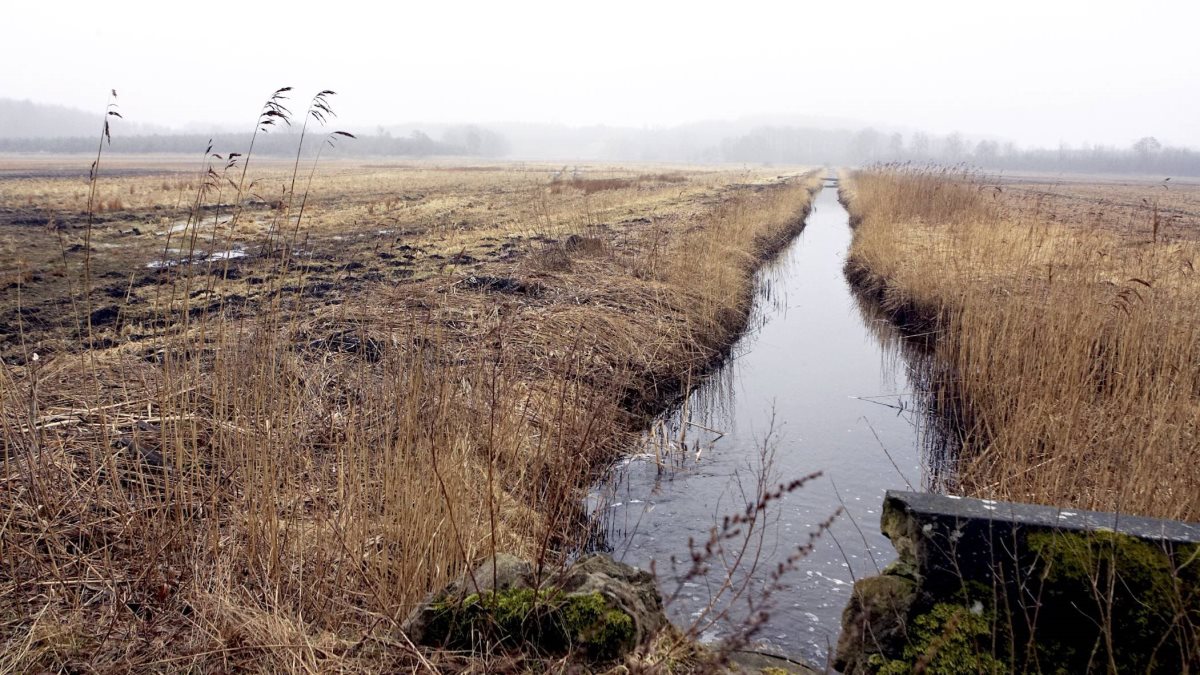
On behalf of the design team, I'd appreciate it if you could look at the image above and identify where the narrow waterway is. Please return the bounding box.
[589,179,930,666]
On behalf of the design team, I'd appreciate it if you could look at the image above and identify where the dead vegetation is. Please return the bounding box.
[842,166,1200,521]
[0,101,820,671]
[0,156,751,365]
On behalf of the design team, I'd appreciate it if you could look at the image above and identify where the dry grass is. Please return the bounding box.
[0,160,750,363]
[842,166,1200,521]
[0,146,820,671]
[998,173,1200,244]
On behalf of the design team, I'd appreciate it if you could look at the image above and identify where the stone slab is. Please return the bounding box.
[887,490,1200,544]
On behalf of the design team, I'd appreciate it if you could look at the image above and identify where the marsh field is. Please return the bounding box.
[0,154,827,671]
[1,149,1199,672]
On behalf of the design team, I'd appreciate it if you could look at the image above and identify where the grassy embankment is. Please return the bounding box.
[841,167,1200,521]
[0,143,821,671]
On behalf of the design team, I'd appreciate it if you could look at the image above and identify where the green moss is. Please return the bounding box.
[424,588,635,661]
[1026,530,1198,672]
[881,555,920,582]
[843,528,1198,674]
[879,502,919,564]
[871,603,1007,675]
[855,573,919,612]
[558,590,636,660]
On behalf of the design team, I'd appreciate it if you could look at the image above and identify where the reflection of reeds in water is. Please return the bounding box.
[849,288,961,492]
[586,363,739,553]
[588,202,808,532]
[587,231,801,540]
[587,415,838,664]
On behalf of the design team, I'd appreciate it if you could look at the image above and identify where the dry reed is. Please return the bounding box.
[0,94,821,670]
[842,166,1200,521]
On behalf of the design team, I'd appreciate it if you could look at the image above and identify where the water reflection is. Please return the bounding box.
[588,185,945,665]
[849,291,961,493]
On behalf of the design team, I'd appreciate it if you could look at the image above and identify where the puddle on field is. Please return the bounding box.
[155,216,232,236]
[588,180,940,667]
[208,248,247,261]
[146,246,247,268]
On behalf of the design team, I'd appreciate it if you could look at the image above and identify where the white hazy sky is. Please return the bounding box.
[2,0,1197,148]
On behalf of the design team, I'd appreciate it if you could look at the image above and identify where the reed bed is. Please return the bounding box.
[842,166,1200,521]
[0,99,820,670]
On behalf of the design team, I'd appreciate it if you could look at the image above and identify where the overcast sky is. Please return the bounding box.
[2,0,1197,148]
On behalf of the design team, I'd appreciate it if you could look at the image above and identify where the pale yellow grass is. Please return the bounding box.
[0,160,821,672]
[843,168,1200,521]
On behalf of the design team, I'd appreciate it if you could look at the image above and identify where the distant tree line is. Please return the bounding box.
[714,127,1200,175]
[0,97,170,138]
[717,127,865,165]
[964,137,1200,176]
[491,123,1200,176]
[0,124,510,159]
[3,100,1197,175]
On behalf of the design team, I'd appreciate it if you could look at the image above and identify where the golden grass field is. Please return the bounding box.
[0,154,821,672]
[0,158,780,362]
[842,167,1200,522]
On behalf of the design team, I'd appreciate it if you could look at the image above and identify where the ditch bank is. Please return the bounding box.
[590,179,930,666]
[616,177,822,422]
[835,491,1200,673]
[837,182,943,342]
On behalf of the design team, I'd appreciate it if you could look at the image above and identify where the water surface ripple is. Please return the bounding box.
[589,181,931,666]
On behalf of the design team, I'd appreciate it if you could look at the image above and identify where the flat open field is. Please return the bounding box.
[0,157,787,363]
[0,155,821,671]
[996,172,1200,242]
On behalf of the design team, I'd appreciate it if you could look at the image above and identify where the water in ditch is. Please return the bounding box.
[588,179,934,667]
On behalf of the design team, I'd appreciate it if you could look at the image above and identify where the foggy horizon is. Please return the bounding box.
[3,0,1198,152]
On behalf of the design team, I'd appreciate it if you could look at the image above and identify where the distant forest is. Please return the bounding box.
[2,98,1197,175]
[716,127,1200,176]
[0,128,510,159]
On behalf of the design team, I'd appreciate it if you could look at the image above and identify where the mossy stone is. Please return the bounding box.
[422,587,635,661]
[871,603,1007,675]
[404,554,662,663]
[1026,530,1198,672]
[834,574,919,673]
